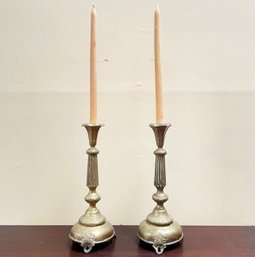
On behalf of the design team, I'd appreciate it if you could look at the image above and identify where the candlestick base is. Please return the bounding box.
[137,123,183,254]
[69,123,115,253]
[138,219,183,255]
[70,221,115,253]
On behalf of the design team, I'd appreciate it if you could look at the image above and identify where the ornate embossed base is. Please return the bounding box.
[69,124,115,253]
[137,124,183,254]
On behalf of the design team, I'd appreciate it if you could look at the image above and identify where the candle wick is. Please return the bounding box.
[92,2,95,8]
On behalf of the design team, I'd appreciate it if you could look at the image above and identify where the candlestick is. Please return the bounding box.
[69,124,115,253]
[154,5,163,124]
[137,124,183,254]
[90,4,97,124]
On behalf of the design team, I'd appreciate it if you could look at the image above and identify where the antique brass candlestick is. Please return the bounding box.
[69,123,115,253]
[137,123,183,255]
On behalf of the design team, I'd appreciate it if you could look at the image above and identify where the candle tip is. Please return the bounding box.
[92,2,95,8]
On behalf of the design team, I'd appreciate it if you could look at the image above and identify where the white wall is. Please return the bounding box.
[0,0,254,225]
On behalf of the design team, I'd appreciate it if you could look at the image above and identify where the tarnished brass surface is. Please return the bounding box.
[69,124,115,253]
[137,123,183,255]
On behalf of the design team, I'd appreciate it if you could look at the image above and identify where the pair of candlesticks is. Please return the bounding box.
[69,122,183,255]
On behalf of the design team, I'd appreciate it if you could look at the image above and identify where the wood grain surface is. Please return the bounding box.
[0,226,254,257]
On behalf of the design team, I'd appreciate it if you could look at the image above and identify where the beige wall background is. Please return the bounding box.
[0,0,255,225]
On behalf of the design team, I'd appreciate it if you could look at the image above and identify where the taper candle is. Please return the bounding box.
[90,4,97,124]
[154,5,164,124]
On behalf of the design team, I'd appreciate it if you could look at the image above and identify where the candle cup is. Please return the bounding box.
[69,123,115,253]
[137,123,183,255]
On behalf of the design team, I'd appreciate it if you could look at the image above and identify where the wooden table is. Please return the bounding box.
[0,226,254,257]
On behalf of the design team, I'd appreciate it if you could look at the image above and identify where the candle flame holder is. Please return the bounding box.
[137,123,183,255]
[69,123,115,253]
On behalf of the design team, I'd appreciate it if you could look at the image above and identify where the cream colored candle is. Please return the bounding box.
[154,5,164,124]
[90,4,97,124]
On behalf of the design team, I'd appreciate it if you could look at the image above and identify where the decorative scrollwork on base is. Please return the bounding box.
[80,232,96,253]
[153,233,167,255]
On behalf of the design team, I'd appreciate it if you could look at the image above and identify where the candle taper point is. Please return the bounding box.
[156,0,160,9]
[156,3,160,12]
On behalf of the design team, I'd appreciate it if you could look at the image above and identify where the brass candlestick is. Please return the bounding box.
[69,123,115,253]
[137,123,183,255]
